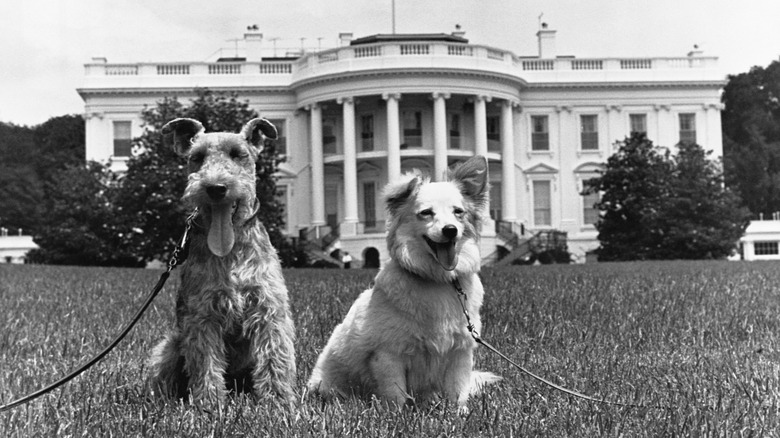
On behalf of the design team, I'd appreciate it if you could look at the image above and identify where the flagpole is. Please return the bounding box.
[392,0,396,34]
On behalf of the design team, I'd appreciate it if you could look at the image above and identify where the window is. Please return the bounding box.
[361,114,374,151]
[402,110,422,148]
[323,117,337,154]
[276,185,288,232]
[754,241,779,256]
[582,190,600,226]
[363,181,376,229]
[325,185,339,230]
[533,180,552,226]
[490,182,502,221]
[113,121,132,157]
[487,116,500,152]
[679,113,696,144]
[531,115,549,151]
[630,114,647,135]
[267,119,287,156]
[449,113,461,149]
[580,115,599,151]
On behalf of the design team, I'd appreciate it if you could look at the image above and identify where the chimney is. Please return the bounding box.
[687,44,704,58]
[452,24,466,39]
[244,25,263,61]
[536,22,557,58]
[339,32,354,47]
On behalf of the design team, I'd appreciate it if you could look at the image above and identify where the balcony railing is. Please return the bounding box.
[83,40,722,91]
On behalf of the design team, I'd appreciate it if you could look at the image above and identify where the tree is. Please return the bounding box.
[0,121,42,231]
[0,115,85,233]
[585,133,674,261]
[653,142,752,259]
[27,162,143,266]
[111,89,293,264]
[585,133,750,261]
[32,114,86,181]
[721,60,780,217]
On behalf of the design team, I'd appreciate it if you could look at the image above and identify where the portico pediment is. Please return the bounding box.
[524,163,559,174]
[357,162,382,177]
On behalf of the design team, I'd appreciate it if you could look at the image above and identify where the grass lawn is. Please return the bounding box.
[1,261,780,436]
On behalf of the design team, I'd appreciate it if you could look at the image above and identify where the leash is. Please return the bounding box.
[452,278,668,410]
[0,209,198,413]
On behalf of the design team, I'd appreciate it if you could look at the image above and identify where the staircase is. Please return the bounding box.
[487,221,569,267]
[299,225,343,268]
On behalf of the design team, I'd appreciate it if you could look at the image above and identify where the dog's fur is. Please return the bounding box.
[307,155,499,409]
[148,118,296,403]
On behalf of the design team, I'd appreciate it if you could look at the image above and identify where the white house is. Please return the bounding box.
[739,217,780,261]
[0,228,38,264]
[78,25,725,265]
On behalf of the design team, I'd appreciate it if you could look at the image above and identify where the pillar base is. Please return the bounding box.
[339,221,358,237]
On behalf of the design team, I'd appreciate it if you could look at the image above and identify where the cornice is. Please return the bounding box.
[523,80,727,90]
[290,68,528,91]
[77,86,291,97]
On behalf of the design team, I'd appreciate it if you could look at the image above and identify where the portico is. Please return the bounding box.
[303,91,519,237]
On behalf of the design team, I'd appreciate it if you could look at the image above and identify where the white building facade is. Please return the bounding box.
[739,217,780,261]
[0,228,38,264]
[78,27,725,265]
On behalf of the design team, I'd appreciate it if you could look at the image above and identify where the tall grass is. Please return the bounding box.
[1,261,779,436]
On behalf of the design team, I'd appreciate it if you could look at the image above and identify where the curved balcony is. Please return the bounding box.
[291,41,524,85]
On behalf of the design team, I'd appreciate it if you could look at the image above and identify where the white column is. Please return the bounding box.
[501,100,517,222]
[339,96,359,235]
[309,103,325,226]
[705,103,724,157]
[432,92,450,181]
[383,92,402,183]
[474,95,490,156]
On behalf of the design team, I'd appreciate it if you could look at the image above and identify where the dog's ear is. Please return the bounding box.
[241,118,277,150]
[384,174,420,214]
[450,155,489,206]
[162,118,204,156]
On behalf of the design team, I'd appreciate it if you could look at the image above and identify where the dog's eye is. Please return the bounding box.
[418,208,434,218]
[230,148,248,160]
[189,153,205,164]
[453,207,465,216]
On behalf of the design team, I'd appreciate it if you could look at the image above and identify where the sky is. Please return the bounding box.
[1,0,778,126]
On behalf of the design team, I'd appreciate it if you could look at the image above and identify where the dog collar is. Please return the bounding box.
[188,199,261,237]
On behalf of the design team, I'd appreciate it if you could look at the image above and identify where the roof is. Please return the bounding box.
[0,235,38,251]
[741,220,780,242]
[350,33,469,46]
[745,220,780,233]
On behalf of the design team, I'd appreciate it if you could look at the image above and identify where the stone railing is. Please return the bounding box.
[82,40,722,89]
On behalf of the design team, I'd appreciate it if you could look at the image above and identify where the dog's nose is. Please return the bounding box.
[206,184,228,201]
[442,224,458,240]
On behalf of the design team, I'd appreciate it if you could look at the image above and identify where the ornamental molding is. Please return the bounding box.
[523,80,726,90]
[77,86,291,97]
[291,67,529,90]
[524,162,559,174]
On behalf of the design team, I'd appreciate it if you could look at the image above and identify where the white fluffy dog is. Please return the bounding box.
[307,155,500,410]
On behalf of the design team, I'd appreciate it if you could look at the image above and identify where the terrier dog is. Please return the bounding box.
[307,155,500,411]
[149,118,296,403]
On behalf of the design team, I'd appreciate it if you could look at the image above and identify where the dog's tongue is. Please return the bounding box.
[436,241,458,271]
[207,204,235,257]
